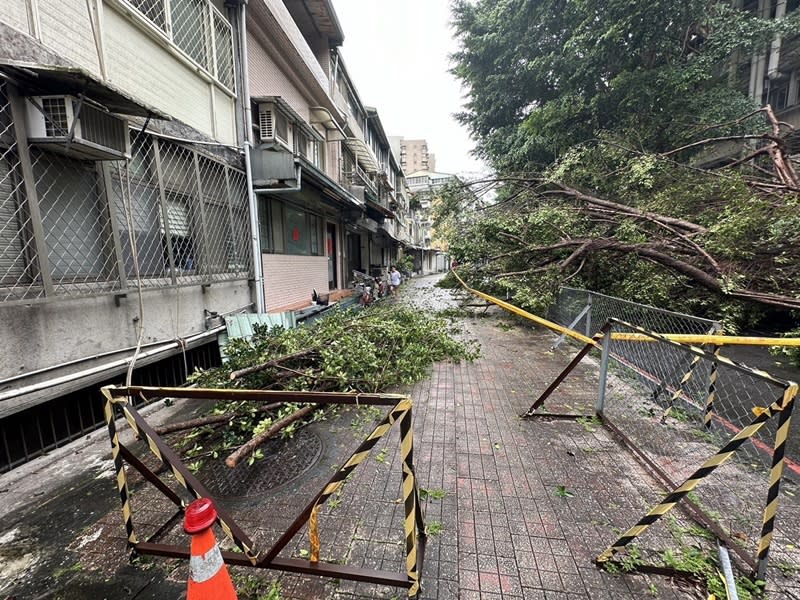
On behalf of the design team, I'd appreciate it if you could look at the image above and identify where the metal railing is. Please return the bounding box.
[0,82,252,305]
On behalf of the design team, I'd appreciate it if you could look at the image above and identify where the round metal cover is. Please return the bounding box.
[199,428,322,497]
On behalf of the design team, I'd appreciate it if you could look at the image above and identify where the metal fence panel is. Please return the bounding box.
[599,320,799,576]
[0,82,252,305]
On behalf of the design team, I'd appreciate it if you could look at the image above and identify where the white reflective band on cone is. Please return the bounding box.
[190,543,225,583]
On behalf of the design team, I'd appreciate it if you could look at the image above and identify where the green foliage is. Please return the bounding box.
[191,305,479,392]
[451,0,790,168]
[554,485,575,498]
[185,305,480,459]
[426,521,444,536]
[419,488,447,501]
[395,255,415,274]
[444,0,800,339]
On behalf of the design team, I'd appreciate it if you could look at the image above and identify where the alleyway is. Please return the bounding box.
[1,274,798,599]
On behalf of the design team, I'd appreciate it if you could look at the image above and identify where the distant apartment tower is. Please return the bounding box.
[390,137,435,174]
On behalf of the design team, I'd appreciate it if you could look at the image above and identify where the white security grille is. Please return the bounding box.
[170,0,211,72]
[122,0,234,91]
[0,83,252,304]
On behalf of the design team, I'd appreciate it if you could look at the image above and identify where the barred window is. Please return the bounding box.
[33,151,114,283]
[122,0,235,91]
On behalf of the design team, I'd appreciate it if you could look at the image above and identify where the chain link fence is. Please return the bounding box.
[0,81,251,305]
[549,287,721,338]
[544,286,800,583]
[598,319,799,580]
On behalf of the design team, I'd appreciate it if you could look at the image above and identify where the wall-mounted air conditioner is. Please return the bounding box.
[25,95,130,160]
[258,102,292,150]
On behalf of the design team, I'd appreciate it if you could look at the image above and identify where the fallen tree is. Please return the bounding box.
[175,304,479,469]
[437,107,800,324]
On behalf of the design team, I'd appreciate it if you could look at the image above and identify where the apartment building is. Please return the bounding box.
[389,136,436,176]
[406,170,456,274]
[0,0,254,471]
[737,0,800,124]
[244,0,410,309]
[0,0,431,472]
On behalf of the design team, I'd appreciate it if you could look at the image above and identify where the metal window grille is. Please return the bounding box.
[0,83,252,305]
[126,0,168,31]
[170,0,212,72]
[212,8,235,90]
[121,0,234,91]
[0,85,41,302]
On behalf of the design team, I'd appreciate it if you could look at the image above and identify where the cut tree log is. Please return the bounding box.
[154,402,284,435]
[225,403,318,468]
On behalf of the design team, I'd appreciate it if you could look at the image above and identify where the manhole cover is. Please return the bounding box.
[199,428,323,497]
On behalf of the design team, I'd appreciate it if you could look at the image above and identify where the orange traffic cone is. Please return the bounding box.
[184,498,238,600]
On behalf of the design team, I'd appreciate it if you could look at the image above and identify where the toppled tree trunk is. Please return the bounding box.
[225,403,318,468]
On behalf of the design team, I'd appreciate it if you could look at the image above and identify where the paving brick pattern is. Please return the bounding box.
[11,273,798,599]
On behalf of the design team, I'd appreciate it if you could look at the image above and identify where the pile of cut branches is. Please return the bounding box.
[170,304,478,468]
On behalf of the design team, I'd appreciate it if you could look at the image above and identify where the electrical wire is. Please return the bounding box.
[117,159,146,387]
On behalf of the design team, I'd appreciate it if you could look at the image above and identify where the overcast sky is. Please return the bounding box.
[330,0,488,178]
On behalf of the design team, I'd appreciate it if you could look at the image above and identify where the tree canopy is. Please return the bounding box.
[445,0,800,333]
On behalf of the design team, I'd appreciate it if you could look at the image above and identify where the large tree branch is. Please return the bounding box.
[542,183,708,234]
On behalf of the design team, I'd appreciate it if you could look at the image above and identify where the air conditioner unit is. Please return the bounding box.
[25,95,131,160]
[258,102,292,150]
[348,184,365,203]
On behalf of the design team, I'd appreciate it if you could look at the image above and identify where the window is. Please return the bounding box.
[128,0,167,29]
[34,151,113,282]
[171,0,210,70]
[163,192,196,271]
[114,134,167,277]
[260,198,322,256]
[123,0,235,91]
[0,153,30,285]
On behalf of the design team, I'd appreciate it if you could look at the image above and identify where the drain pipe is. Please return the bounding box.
[238,0,266,313]
[767,0,787,80]
[717,541,740,600]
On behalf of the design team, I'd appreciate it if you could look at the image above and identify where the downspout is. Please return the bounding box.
[767,0,787,80]
[238,0,266,313]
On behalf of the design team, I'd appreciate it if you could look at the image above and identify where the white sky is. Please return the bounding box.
[330,0,489,178]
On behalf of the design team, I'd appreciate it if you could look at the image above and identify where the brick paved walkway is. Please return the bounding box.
[3,273,797,599]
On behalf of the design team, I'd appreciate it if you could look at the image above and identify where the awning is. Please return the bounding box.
[310,106,347,140]
[343,137,379,173]
[366,198,395,220]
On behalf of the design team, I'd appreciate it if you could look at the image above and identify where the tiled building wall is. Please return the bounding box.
[247,28,310,120]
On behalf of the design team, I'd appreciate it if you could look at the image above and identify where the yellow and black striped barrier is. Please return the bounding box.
[597,382,797,569]
[757,387,796,579]
[101,388,259,564]
[101,385,427,598]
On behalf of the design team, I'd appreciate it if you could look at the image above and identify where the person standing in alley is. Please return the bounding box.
[389,265,402,298]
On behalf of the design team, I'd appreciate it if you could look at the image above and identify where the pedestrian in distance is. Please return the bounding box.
[389,265,402,298]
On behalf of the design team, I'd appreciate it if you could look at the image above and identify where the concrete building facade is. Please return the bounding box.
[0,0,438,472]
[0,0,257,473]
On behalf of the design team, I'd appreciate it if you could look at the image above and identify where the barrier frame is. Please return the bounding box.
[101,385,427,598]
